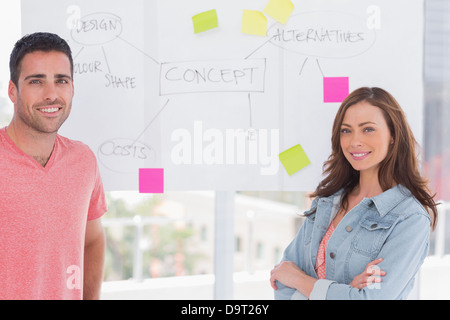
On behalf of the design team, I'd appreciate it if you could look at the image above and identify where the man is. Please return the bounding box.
[0,32,107,300]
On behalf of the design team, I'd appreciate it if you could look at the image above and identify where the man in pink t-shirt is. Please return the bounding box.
[0,32,107,299]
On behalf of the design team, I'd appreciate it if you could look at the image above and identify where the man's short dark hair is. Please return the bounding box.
[9,32,73,87]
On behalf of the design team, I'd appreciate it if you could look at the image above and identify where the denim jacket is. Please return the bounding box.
[274,184,431,300]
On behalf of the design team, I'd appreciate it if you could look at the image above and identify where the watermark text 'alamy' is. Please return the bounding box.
[170,121,279,176]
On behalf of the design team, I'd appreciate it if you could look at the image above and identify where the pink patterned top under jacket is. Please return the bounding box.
[315,222,335,279]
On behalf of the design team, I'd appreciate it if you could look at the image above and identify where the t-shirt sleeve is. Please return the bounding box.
[87,159,107,221]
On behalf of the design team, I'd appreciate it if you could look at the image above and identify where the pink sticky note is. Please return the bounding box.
[139,168,164,193]
[323,77,349,103]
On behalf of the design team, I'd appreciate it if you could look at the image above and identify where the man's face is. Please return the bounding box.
[8,50,74,135]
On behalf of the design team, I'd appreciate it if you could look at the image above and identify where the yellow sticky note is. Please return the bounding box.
[241,10,267,36]
[192,9,219,34]
[279,144,311,176]
[264,0,294,24]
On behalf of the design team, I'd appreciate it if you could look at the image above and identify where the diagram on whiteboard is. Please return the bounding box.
[21,0,424,191]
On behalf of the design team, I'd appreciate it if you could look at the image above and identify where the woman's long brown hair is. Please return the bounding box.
[311,87,438,230]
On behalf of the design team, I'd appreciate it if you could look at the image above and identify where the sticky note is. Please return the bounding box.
[264,0,294,24]
[192,9,219,34]
[323,77,349,103]
[279,145,311,176]
[241,10,267,36]
[139,168,164,193]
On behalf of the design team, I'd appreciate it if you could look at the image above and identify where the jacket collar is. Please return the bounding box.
[322,184,411,218]
[369,184,411,217]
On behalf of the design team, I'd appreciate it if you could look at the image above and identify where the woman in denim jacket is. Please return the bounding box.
[270,87,438,300]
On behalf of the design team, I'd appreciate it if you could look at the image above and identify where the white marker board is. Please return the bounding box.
[21,0,424,191]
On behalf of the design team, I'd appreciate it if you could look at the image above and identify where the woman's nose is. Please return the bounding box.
[350,133,363,148]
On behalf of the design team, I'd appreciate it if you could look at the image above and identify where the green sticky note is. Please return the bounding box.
[192,9,219,34]
[264,0,294,24]
[279,144,311,176]
[241,10,267,36]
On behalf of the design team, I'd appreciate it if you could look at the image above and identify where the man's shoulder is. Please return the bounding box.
[56,135,96,162]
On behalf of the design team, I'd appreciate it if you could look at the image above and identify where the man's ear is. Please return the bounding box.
[8,80,17,104]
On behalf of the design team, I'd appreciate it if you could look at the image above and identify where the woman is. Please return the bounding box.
[270,87,438,300]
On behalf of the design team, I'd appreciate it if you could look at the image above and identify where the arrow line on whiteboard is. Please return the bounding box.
[101,46,112,74]
[117,36,160,65]
[131,98,170,146]
[245,35,276,60]
[299,57,309,76]
[316,59,325,77]
[73,47,85,60]
[248,93,253,128]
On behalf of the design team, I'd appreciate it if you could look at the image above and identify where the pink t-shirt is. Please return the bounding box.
[0,127,107,300]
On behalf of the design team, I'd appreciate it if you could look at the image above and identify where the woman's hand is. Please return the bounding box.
[270,261,318,298]
[270,258,385,297]
[350,258,386,290]
[270,261,304,291]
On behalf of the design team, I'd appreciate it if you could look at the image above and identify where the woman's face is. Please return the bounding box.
[340,101,393,175]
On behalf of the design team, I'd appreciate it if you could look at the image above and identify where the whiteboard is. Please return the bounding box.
[21,0,424,191]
